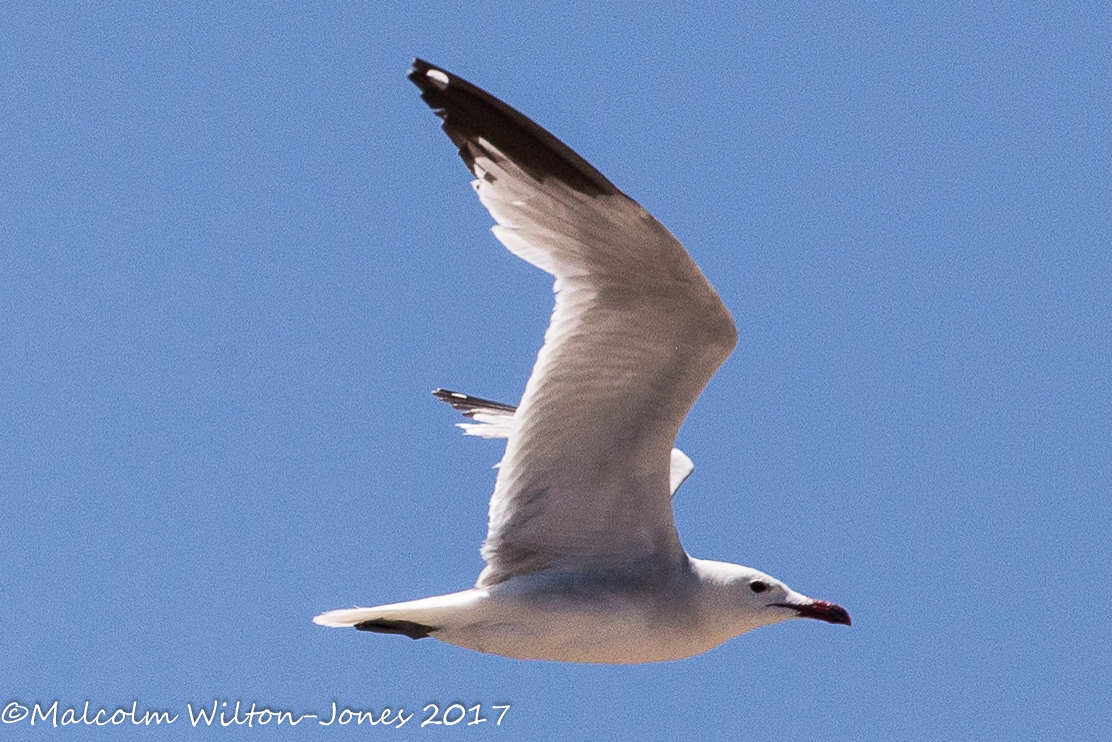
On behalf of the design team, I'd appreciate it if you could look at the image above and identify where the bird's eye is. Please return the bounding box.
[750,581,769,594]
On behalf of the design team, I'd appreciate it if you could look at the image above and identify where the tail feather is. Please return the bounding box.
[313,589,485,635]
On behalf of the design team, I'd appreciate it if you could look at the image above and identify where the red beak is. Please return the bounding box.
[774,599,852,626]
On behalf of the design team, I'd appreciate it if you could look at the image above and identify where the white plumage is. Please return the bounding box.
[313,59,849,663]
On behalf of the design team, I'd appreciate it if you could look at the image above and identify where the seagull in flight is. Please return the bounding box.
[314,59,850,663]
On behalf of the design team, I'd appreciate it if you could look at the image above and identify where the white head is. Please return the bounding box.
[690,559,851,642]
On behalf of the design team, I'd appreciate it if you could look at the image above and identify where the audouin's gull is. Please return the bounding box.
[313,59,850,663]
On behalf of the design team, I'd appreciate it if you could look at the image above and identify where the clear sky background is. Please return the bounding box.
[3,2,1109,740]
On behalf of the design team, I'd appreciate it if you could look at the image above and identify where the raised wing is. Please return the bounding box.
[432,388,517,439]
[432,388,695,496]
[409,60,736,587]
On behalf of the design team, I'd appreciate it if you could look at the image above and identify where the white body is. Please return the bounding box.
[314,60,850,663]
[317,559,809,664]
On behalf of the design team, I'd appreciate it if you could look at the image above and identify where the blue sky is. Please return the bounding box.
[3,1,1109,739]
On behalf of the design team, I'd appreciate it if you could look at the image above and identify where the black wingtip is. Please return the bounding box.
[433,389,520,418]
[432,388,519,415]
[405,58,623,197]
[407,58,440,88]
[354,619,436,640]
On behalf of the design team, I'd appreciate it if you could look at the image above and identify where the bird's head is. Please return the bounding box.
[692,560,851,636]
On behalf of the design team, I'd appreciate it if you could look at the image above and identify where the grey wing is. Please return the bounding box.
[410,60,736,587]
[433,388,695,496]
